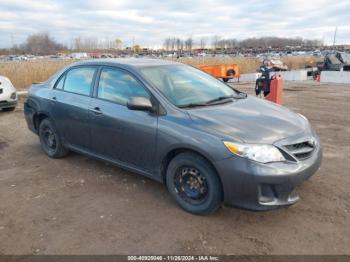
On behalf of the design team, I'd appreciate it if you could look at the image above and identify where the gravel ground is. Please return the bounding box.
[0,80,349,255]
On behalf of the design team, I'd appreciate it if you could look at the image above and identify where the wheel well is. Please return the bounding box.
[33,113,49,132]
[227,69,236,76]
[161,148,223,188]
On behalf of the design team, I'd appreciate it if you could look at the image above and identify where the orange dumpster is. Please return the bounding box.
[196,64,240,82]
[265,73,283,105]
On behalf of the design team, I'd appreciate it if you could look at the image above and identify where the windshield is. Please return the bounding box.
[139,65,241,107]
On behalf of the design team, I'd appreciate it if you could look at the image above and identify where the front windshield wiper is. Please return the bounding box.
[205,93,247,105]
[178,92,247,109]
[178,96,234,108]
[177,102,208,108]
[205,95,236,105]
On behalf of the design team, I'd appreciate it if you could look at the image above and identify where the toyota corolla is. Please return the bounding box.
[24,59,322,215]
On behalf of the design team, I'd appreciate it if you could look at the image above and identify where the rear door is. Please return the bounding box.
[49,66,97,151]
[89,67,158,173]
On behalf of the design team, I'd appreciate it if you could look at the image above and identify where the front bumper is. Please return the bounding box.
[214,141,322,211]
[0,100,17,109]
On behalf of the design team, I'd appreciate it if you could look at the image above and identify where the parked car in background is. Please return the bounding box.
[317,52,350,72]
[0,76,17,111]
[24,59,322,215]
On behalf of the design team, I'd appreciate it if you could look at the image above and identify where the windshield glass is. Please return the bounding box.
[139,65,240,107]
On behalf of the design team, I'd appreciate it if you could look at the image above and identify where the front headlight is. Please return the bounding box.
[223,141,285,164]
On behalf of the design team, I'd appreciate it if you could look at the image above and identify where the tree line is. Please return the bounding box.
[0,33,324,56]
[163,36,323,52]
[10,33,66,55]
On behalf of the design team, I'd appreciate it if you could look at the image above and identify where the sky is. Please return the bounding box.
[0,0,350,49]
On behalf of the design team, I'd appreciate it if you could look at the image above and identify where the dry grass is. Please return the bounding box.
[0,60,73,90]
[0,56,322,90]
[281,56,319,70]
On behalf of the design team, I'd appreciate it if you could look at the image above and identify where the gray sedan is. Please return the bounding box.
[24,59,322,215]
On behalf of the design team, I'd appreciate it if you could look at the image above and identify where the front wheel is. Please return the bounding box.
[39,119,68,158]
[166,152,222,215]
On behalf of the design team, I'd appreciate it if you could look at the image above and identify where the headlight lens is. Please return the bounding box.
[223,141,285,163]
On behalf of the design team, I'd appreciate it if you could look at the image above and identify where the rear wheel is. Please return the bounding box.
[166,152,222,215]
[39,119,68,158]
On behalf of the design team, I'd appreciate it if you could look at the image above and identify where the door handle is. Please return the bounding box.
[89,106,103,115]
[50,96,57,103]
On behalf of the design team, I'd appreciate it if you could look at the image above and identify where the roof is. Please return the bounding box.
[73,58,181,68]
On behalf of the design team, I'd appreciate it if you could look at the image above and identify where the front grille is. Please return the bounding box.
[284,140,316,160]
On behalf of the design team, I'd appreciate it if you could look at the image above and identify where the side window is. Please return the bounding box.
[64,67,95,96]
[55,75,65,90]
[97,68,149,105]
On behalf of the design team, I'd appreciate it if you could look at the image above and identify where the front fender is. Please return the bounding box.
[155,116,234,176]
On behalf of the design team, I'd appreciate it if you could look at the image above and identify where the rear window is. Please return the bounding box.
[63,67,95,96]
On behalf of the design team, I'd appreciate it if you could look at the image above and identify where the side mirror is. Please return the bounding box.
[127,96,153,111]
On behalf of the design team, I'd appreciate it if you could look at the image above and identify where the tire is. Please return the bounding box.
[38,118,68,158]
[166,152,222,215]
[227,69,236,77]
[2,107,15,112]
[223,69,236,83]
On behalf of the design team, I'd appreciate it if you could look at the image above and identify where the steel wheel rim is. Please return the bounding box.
[42,127,56,152]
[174,166,208,204]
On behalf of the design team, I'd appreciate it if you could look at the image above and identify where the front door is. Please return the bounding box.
[89,67,158,173]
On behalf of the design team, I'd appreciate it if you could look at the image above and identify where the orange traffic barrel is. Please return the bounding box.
[316,74,320,82]
[265,73,283,105]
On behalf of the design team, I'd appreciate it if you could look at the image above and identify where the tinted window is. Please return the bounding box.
[97,68,149,105]
[64,67,95,96]
[55,75,65,90]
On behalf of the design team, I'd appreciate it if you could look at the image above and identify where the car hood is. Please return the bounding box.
[188,96,308,144]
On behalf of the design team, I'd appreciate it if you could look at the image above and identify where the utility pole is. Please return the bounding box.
[333,26,338,47]
[10,33,14,47]
[9,33,15,54]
